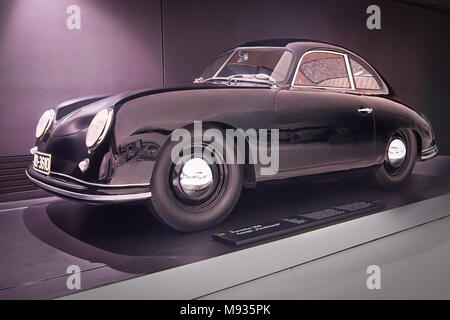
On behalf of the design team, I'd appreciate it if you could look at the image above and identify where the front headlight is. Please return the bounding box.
[36,109,55,139]
[85,109,113,149]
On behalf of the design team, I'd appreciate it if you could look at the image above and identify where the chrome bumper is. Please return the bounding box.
[26,168,152,203]
[421,145,438,161]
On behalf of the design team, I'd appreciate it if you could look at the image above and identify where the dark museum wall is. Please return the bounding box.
[0,0,163,158]
[0,0,448,196]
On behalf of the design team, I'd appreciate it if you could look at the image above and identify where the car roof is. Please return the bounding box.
[237,38,312,47]
[235,39,357,57]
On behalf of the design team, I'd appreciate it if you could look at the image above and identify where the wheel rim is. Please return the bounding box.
[180,158,213,195]
[387,138,407,168]
[169,144,228,211]
[384,130,410,176]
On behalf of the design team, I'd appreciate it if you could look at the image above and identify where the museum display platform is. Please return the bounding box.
[0,156,449,299]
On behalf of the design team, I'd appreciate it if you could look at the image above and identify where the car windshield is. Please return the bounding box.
[200,48,293,84]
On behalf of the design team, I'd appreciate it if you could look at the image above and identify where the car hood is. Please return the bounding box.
[50,82,237,137]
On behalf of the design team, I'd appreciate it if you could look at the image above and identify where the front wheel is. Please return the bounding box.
[147,127,243,232]
[371,128,417,189]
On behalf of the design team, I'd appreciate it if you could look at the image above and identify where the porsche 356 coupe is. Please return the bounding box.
[27,40,438,231]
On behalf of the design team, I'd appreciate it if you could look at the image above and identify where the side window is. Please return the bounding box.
[294,51,350,88]
[350,58,381,90]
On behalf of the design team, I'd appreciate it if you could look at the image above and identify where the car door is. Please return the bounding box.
[274,50,374,172]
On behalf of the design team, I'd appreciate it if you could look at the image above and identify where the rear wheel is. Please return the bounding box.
[147,127,243,232]
[371,128,417,188]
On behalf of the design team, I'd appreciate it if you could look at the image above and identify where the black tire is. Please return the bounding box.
[371,128,417,189]
[147,126,243,232]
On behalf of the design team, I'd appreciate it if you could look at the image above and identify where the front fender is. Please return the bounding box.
[109,87,276,185]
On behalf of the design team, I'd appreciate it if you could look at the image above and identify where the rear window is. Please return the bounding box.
[294,51,351,88]
[350,58,381,90]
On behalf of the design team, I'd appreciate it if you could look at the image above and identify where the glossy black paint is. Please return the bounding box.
[28,41,438,201]
[275,89,375,171]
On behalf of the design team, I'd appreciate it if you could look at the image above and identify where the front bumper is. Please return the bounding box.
[421,145,438,161]
[26,165,152,203]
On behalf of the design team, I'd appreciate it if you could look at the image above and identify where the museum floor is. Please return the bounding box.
[201,213,450,299]
[1,156,449,299]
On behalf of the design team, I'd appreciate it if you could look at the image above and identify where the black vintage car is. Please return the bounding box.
[27,40,438,232]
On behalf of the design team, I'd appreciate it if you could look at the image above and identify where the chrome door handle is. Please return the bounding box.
[358,107,373,114]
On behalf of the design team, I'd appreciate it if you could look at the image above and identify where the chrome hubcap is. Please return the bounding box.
[180,158,213,193]
[169,145,228,210]
[387,138,407,168]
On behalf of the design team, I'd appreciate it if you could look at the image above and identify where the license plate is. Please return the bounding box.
[33,151,52,175]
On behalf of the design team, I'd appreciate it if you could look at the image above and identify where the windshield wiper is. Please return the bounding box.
[201,74,277,86]
[232,73,276,83]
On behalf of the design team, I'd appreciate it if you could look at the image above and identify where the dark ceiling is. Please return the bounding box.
[400,0,450,13]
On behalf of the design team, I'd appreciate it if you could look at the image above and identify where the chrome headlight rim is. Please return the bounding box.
[85,109,113,150]
[35,109,55,139]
